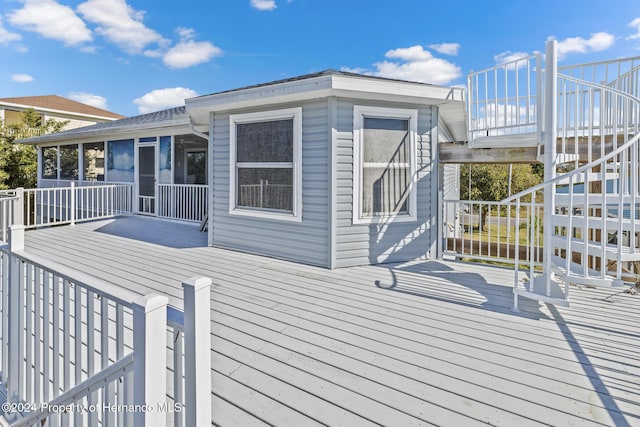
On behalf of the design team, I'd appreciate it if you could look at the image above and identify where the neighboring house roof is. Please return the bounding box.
[18,106,189,145]
[0,95,125,120]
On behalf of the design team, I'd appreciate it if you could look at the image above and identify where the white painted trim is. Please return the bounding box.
[352,105,418,225]
[228,107,303,222]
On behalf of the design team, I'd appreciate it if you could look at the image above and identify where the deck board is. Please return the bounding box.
[22,216,640,426]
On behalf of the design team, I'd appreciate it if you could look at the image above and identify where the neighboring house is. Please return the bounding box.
[0,95,124,133]
[18,70,466,269]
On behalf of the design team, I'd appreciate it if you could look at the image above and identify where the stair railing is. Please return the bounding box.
[487,42,640,308]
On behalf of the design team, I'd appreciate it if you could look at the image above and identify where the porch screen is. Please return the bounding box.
[42,146,57,179]
[361,117,410,216]
[59,145,79,180]
[235,119,293,212]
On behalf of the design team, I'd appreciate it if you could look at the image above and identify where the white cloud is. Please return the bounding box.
[162,27,223,69]
[68,92,108,110]
[494,51,530,65]
[554,32,615,59]
[344,45,462,86]
[0,17,22,44]
[133,87,198,114]
[627,17,640,40]
[251,0,276,11]
[77,0,166,54]
[11,73,33,82]
[428,43,460,56]
[8,0,92,46]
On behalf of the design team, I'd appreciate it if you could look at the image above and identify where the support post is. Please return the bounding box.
[13,188,24,227]
[543,39,558,294]
[182,277,212,427]
[7,225,25,415]
[132,294,168,427]
[70,181,76,226]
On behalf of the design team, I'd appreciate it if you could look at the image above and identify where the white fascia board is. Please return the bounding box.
[0,101,120,122]
[331,75,465,104]
[186,74,466,116]
[19,119,192,146]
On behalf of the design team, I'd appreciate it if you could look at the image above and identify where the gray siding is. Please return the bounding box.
[335,99,435,268]
[211,101,329,267]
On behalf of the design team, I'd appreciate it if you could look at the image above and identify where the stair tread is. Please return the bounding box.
[469,132,539,148]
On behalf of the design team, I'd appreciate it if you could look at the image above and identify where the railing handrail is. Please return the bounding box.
[468,53,539,77]
[558,73,640,104]
[1,243,141,308]
[558,55,640,72]
[11,354,135,426]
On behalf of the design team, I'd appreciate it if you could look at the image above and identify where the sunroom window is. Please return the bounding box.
[229,108,302,221]
[41,146,57,179]
[353,106,418,223]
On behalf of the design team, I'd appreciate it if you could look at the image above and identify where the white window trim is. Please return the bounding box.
[352,105,418,225]
[229,107,303,222]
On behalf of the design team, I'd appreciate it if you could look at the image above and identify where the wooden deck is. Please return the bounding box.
[23,216,640,426]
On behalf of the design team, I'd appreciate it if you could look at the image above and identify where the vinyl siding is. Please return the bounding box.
[211,101,329,267]
[335,99,435,268]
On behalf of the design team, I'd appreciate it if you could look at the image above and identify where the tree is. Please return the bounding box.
[460,163,543,230]
[0,108,68,189]
[460,163,542,201]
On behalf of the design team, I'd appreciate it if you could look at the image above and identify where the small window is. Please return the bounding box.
[353,106,417,223]
[42,146,58,179]
[229,108,302,221]
[59,145,79,180]
[83,142,105,181]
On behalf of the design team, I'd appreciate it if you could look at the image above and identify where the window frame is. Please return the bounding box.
[229,107,303,222]
[352,105,418,224]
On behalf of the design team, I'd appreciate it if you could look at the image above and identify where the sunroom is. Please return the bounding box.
[20,106,209,223]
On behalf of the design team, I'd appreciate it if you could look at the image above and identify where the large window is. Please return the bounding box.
[229,108,302,221]
[107,139,134,182]
[353,106,417,223]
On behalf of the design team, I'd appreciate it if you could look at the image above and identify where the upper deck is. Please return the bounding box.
[18,215,640,426]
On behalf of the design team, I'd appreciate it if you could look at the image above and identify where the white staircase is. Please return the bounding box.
[467,40,640,308]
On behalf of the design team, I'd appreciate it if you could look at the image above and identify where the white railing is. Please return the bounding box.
[238,182,292,211]
[509,50,639,305]
[0,226,212,426]
[24,182,134,228]
[157,184,208,223]
[467,53,543,141]
[442,199,544,267]
[0,191,22,242]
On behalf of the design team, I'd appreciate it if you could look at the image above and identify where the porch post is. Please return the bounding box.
[182,276,212,426]
[7,225,25,413]
[70,181,76,226]
[132,294,168,427]
[543,39,558,294]
[13,188,24,227]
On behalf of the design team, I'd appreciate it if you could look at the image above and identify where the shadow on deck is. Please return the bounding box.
[95,215,207,249]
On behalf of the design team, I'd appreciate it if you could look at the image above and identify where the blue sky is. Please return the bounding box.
[1,0,640,117]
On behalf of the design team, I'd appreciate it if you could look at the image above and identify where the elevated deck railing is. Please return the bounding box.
[442,198,544,267]
[0,226,211,426]
[37,180,209,224]
[467,53,543,142]
[157,184,208,223]
[24,183,134,228]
